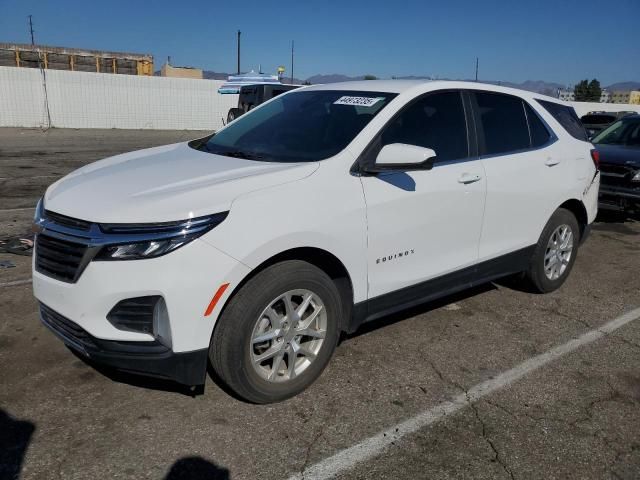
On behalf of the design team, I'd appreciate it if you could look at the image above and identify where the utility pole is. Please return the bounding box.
[28,15,35,45]
[290,40,294,84]
[237,30,241,75]
[475,57,478,82]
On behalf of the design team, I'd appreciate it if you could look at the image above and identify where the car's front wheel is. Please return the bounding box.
[525,208,580,293]
[209,260,342,403]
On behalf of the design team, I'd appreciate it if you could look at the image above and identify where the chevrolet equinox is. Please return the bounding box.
[33,81,600,403]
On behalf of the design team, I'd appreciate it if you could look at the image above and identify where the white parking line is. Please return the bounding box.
[288,306,640,480]
[0,175,60,180]
[0,207,35,213]
[0,278,32,288]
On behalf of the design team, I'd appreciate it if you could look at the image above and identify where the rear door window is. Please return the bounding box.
[537,100,588,141]
[474,92,530,155]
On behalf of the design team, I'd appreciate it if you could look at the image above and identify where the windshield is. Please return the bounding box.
[581,114,615,125]
[592,117,640,146]
[198,90,397,162]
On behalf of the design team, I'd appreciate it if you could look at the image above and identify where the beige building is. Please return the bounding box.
[629,91,640,105]
[0,42,153,75]
[160,63,203,79]
[611,91,631,104]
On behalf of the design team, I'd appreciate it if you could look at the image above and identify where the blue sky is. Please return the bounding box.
[1,0,638,85]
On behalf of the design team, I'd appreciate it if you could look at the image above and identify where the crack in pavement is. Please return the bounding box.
[426,358,516,479]
[301,426,327,480]
[609,333,640,352]
[290,308,640,480]
[538,299,593,330]
[469,400,516,480]
[296,401,338,480]
[484,381,640,480]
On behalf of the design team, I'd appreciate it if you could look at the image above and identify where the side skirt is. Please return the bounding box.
[348,245,535,333]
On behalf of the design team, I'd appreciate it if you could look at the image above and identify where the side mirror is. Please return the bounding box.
[365,143,437,173]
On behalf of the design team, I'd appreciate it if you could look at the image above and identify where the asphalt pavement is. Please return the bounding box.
[1,128,638,480]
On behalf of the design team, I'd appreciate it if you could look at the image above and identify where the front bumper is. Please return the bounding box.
[40,303,209,385]
[33,237,250,352]
[599,185,640,211]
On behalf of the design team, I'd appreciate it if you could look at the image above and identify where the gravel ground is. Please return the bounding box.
[0,128,639,480]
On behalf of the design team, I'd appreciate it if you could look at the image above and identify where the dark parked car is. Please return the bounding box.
[592,114,640,213]
[581,111,636,138]
[227,84,301,123]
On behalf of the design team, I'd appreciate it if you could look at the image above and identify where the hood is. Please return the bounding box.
[594,144,640,167]
[44,142,318,223]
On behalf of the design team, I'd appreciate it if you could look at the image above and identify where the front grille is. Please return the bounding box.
[107,296,160,334]
[44,210,92,231]
[599,163,639,188]
[40,304,96,350]
[35,234,89,283]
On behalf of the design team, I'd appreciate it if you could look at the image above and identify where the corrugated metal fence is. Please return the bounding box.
[0,66,237,130]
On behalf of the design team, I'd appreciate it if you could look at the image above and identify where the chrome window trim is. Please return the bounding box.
[477,136,558,161]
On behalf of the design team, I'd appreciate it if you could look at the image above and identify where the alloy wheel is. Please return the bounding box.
[544,224,574,281]
[250,289,327,383]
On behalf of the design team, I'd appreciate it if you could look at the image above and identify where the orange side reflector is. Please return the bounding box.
[204,283,230,317]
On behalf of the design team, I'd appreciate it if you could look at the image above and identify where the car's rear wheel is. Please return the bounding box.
[209,260,341,403]
[227,108,244,123]
[525,208,580,293]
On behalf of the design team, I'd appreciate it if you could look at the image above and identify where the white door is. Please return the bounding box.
[469,91,573,260]
[360,91,487,298]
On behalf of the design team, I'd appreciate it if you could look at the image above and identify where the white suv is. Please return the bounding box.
[33,81,600,403]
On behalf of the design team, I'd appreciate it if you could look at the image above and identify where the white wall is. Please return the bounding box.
[2,65,638,130]
[0,66,238,130]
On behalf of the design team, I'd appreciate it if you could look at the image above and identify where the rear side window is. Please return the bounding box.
[379,91,469,162]
[537,100,588,141]
[524,103,552,148]
[475,92,530,155]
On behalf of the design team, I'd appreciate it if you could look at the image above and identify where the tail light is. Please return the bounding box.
[590,149,600,170]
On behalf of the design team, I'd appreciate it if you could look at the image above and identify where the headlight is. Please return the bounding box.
[97,237,197,260]
[632,171,640,182]
[32,197,45,232]
[94,212,228,261]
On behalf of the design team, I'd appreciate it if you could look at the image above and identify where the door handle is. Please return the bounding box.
[545,158,561,167]
[458,173,482,184]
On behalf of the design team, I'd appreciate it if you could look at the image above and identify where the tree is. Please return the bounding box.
[363,74,378,80]
[574,80,589,101]
[574,78,602,102]
[587,79,601,102]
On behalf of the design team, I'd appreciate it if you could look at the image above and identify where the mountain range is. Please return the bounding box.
[169,70,640,95]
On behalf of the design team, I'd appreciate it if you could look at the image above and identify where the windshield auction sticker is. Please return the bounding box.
[334,96,383,107]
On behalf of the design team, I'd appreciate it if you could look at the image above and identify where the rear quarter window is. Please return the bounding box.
[524,103,552,148]
[537,100,588,141]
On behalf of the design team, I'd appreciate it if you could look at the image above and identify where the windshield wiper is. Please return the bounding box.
[218,150,265,160]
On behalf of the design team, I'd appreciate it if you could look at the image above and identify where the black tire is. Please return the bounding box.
[209,260,342,403]
[227,108,244,123]
[525,208,580,293]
